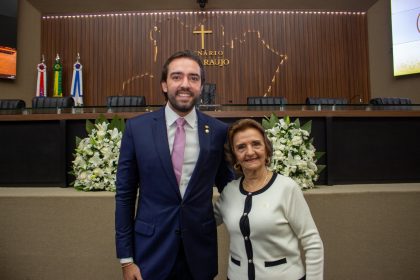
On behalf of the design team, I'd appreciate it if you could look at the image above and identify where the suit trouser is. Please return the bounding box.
[167,240,194,280]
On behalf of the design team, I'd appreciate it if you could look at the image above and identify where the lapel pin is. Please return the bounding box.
[204,125,210,134]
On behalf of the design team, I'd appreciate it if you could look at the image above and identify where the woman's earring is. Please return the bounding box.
[234,163,240,170]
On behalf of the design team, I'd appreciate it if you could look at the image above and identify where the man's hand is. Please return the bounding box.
[122,263,142,280]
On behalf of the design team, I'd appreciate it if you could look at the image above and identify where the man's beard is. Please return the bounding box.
[167,90,199,113]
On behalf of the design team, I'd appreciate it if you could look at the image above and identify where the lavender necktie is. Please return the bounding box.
[172,118,186,185]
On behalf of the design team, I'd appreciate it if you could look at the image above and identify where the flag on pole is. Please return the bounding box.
[36,55,47,97]
[70,53,84,106]
[53,54,63,97]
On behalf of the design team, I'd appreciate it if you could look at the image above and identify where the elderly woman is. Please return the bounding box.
[214,119,324,280]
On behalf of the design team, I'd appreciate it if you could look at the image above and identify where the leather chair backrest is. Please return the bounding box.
[32,96,74,108]
[0,99,26,109]
[107,96,146,107]
[369,97,412,105]
[202,83,216,94]
[247,96,287,105]
[306,97,348,105]
[200,83,216,105]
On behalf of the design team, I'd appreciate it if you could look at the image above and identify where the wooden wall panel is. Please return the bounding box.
[41,11,370,106]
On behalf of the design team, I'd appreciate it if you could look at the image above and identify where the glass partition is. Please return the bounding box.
[1,104,420,115]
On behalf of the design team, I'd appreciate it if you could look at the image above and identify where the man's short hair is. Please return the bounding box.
[160,50,205,85]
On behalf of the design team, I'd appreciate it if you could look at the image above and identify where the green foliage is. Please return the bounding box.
[317,165,326,174]
[85,114,125,135]
[75,136,82,147]
[315,151,325,160]
[301,120,312,134]
[110,115,126,132]
[262,113,279,129]
[86,119,95,134]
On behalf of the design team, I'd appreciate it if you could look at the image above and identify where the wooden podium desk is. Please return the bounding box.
[1,104,420,187]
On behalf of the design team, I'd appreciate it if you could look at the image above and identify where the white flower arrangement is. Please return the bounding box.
[263,114,325,189]
[71,115,125,192]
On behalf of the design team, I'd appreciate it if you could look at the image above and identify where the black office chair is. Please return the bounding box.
[306,97,348,105]
[369,97,412,105]
[247,96,287,105]
[107,96,146,107]
[32,96,74,108]
[200,83,216,105]
[0,99,26,109]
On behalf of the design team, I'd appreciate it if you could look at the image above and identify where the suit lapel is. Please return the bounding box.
[152,108,181,198]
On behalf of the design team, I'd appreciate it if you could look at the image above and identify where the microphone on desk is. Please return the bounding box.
[350,94,363,104]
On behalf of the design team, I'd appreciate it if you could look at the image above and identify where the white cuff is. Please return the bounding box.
[120,257,134,264]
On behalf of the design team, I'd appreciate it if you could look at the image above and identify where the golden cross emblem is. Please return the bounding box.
[193,25,212,50]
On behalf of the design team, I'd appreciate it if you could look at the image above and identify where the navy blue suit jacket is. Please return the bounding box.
[115,107,233,280]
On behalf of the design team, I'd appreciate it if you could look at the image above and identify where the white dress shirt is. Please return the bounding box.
[165,104,200,198]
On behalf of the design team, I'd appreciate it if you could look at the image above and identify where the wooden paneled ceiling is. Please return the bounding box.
[27,0,379,14]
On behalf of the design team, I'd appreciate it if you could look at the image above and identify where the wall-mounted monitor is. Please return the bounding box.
[391,0,420,76]
[0,0,18,80]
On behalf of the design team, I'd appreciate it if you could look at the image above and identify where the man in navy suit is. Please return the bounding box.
[115,50,234,280]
